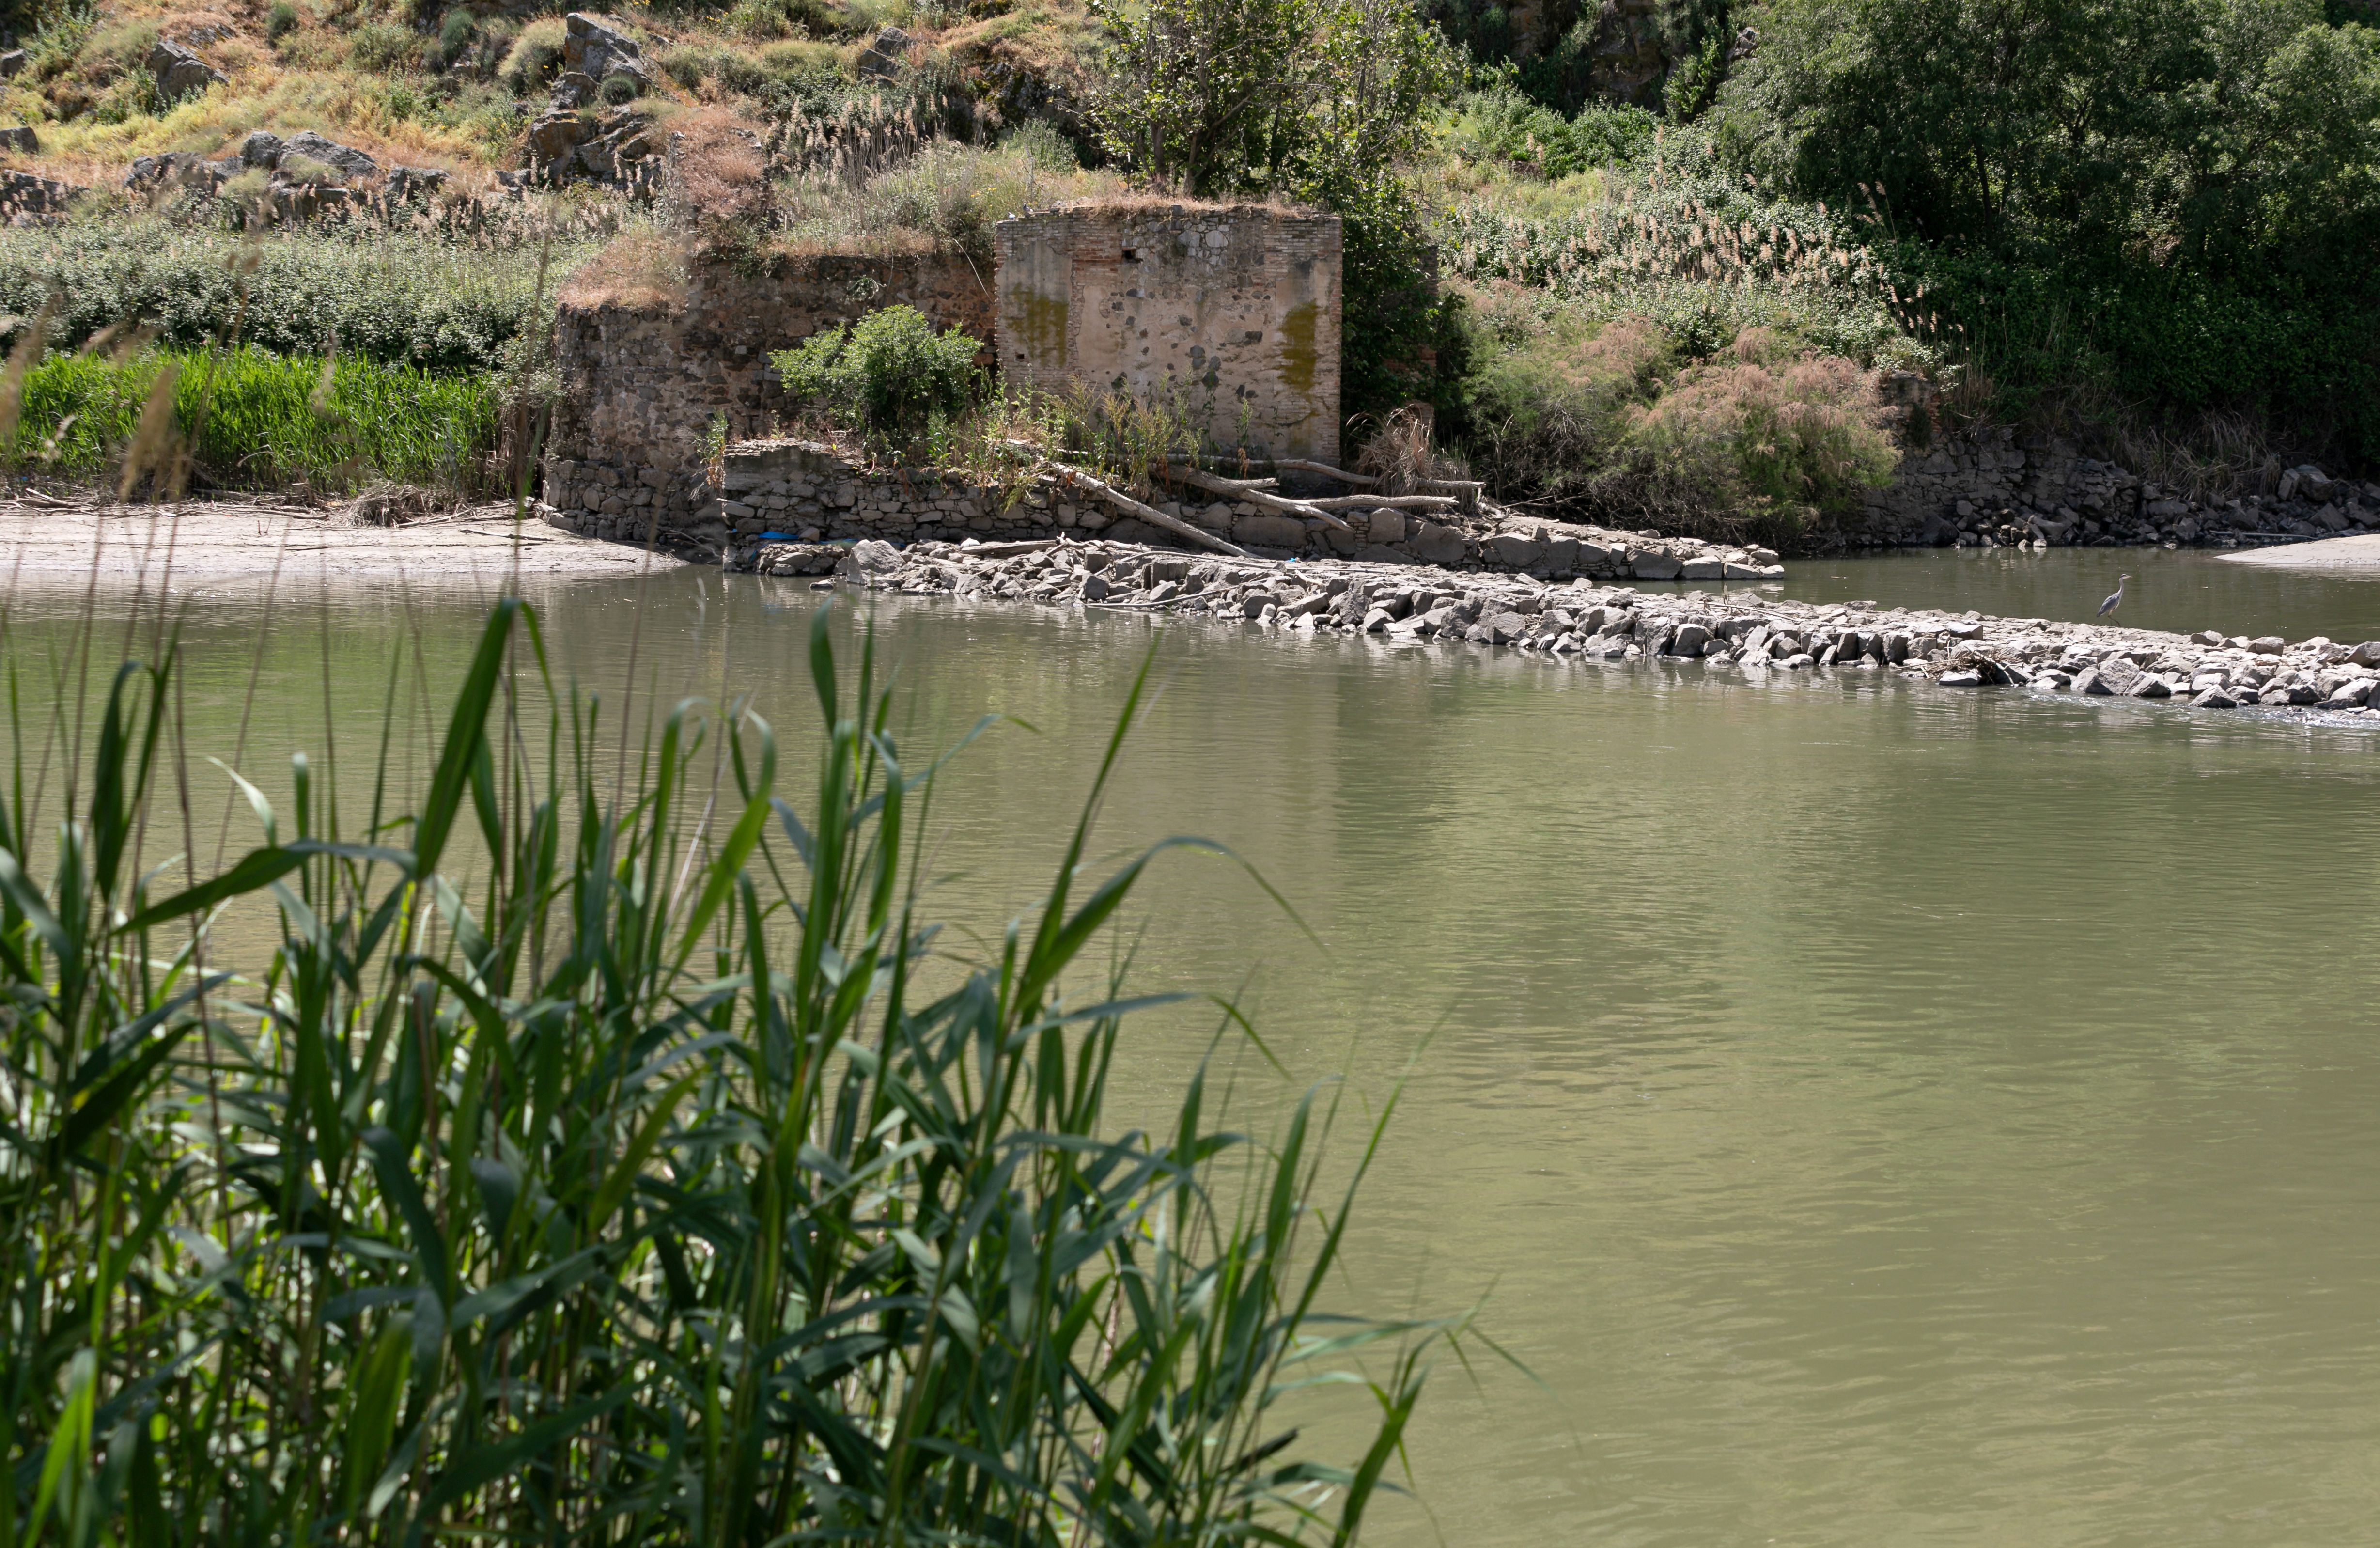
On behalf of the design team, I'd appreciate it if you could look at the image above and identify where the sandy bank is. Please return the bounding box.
[2220,533,2380,572]
[0,495,685,591]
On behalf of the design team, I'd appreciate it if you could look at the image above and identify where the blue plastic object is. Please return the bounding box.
[759,531,795,541]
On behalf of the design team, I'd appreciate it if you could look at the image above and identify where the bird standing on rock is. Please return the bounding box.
[2098,574,2131,618]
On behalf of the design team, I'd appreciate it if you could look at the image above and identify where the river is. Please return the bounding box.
[9,547,2380,1547]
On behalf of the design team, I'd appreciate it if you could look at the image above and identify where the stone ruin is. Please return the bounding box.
[995,204,1343,466]
[541,201,1351,542]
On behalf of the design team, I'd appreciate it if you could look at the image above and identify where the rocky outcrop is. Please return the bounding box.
[0,168,81,222]
[147,38,226,102]
[855,26,912,80]
[525,105,659,189]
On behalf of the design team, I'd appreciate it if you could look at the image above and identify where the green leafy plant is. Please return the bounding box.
[771,303,986,449]
[264,0,300,40]
[0,598,1463,1548]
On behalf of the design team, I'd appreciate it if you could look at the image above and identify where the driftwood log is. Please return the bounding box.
[1157,464,1355,534]
[1056,466,1251,558]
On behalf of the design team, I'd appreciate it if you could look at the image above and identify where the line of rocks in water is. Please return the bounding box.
[774,535,2380,720]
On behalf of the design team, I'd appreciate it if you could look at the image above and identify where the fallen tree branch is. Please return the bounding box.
[1055,465,1250,557]
[1158,464,1353,534]
[1300,493,1459,512]
[1275,459,1380,487]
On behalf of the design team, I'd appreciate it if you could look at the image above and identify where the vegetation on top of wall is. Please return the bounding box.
[769,302,985,449]
[0,218,601,373]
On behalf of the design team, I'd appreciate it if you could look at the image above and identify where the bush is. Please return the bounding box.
[1447,87,1658,178]
[264,0,300,41]
[498,16,566,92]
[437,7,478,64]
[770,304,985,449]
[7,344,499,491]
[599,69,641,104]
[1458,301,1671,500]
[1623,329,1897,533]
[0,222,589,374]
[347,20,425,71]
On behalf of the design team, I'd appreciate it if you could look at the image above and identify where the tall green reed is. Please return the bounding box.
[0,597,1455,1547]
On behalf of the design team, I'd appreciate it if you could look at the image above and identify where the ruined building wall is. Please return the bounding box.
[542,251,993,540]
[995,205,1343,466]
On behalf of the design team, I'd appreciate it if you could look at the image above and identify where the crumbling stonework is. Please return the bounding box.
[995,204,1343,465]
[543,252,993,536]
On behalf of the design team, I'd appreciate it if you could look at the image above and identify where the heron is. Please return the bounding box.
[2097,573,2132,618]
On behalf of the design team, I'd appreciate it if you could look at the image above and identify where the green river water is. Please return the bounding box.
[10,546,2380,1547]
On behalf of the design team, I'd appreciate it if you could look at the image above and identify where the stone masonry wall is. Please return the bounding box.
[995,204,1343,466]
[1859,426,2380,549]
[544,437,1779,585]
[542,251,993,542]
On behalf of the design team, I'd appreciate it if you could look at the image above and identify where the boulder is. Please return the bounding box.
[281,130,377,179]
[125,151,223,192]
[1487,532,1542,567]
[2247,635,2286,656]
[0,125,33,155]
[1671,623,1711,657]
[855,24,911,79]
[562,13,651,88]
[0,49,25,78]
[1365,508,1404,543]
[2348,641,2380,667]
[148,38,226,101]
[2072,667,2114,695]
[240,130,285,168]
[1631,550,1682,580]
[528,110,594,167]
[2190,687,2240,709]
[0,167,80,218]
[1409,520,1465,565]
[1678,557,1724,579]
[1236,514,1306,549]
[385,165,449,200]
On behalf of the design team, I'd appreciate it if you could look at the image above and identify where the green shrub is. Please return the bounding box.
[7,344,499,491]
[1447,87,1658,177]
[1623,329,1897,533]
[264,0,299,40]
[498,15,566,91]
[599,69,641,104]
[0,222,591,374]
[1459,303,1672,500]
[437,7,477,63]
[771,303,984,448]
[347,19,424,71]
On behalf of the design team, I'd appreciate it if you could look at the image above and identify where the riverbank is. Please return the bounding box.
[793,533,2380,721]
[0,494,682,587]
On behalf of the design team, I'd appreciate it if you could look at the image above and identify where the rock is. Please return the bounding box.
[2095,656,2144,694]
[855,24,911,79]
[563,12,652,88]
[2247,636,2286,656]
[1939,669,1985,687]
[0,49,24,79]
[385,165,449,201]
[0,167,80,216]
[1781,652,1816,669]
[240,131,285,168]
[1237,514,1305,549]
[2191,687,2240,709]
[1631,551,1683,580]
[2190,629,2224,647]
[0,125,31,155]
[124,152,223,193]
[1488,532,1542,567]
[1671,623,1710,657]
[282,130,377,179]
[2319,678,2375,709]
[2125,675,2171,699]
[529,110,594,167]
[1365,508,1404,543]
[1678,558,1724,579]
[1486,610,1528,645]
[1080,573,1109,602]
[2072,667,2114,695]
[1410,520,1465,565]
[1943,621,1985,640]
[148,38,226,101]
[2348,641,2380,667]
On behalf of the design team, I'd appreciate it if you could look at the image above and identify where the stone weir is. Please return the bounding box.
[539,437,1787,583]
[772,534,2380,721]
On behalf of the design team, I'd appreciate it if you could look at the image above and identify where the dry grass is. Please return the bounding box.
[667,104,773,232]
[558,225,691,312]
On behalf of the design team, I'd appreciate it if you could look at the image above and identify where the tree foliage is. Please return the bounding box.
[1716,0,2380,453]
